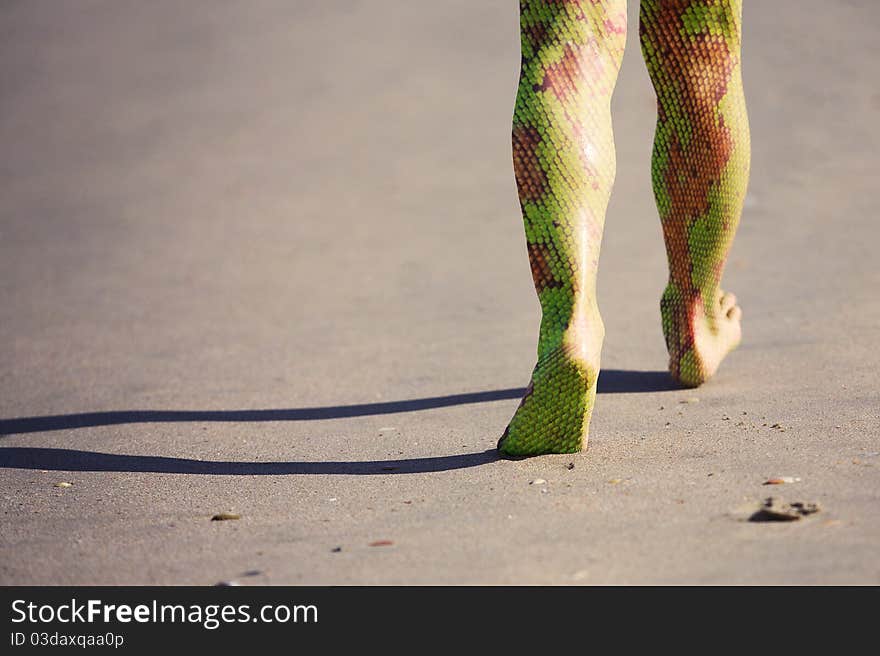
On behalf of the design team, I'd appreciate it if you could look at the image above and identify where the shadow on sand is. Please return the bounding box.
[0,447,500,475]
[0,369,677,436]
[0,369,677,475]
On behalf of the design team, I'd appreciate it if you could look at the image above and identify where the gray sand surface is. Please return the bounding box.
[1,0,878,584]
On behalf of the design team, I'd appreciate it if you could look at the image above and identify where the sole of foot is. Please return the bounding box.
[497,346,598,458]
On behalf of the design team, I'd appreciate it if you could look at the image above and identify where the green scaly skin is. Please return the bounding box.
[499,0,750,458]
[642,0,750,388]
[499,0,626,457]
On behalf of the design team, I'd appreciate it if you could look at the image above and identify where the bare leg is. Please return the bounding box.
[498,0,627,457]
[640,0,750,387]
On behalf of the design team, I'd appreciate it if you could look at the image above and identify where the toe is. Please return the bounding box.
[720,292,737,314]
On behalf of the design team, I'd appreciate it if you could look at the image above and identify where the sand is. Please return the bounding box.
[1,0,878,584]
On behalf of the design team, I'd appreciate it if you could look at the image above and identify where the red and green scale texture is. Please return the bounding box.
[499,0,750,458]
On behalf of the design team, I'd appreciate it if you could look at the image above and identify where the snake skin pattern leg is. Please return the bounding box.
[641,0,750,387]
[498,0,627,457]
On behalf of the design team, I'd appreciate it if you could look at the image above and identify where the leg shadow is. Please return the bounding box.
[597,369,679,393]
[0,447,499,475]
[0,369,677,436]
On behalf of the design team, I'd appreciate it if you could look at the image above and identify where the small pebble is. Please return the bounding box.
[331,546,342,553]
[54,482,72,488]
[567,463,575,470]
[763,476,801,485]
[369,540,394,547]
[749,497,820,522]
[529,478,547,485]
[211,512,241,521]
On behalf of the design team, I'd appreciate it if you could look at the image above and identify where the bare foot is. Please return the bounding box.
[497,346,598,458]
[497,312,603,458]
[662,285,742,388]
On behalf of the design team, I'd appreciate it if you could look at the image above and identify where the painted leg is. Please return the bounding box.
[498,0,627,458]
[640,0,751,388]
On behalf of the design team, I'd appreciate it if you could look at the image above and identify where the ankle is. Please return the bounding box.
[537,314,604,368]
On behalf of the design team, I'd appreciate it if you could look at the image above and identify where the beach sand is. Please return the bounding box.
[1,0,878,584]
